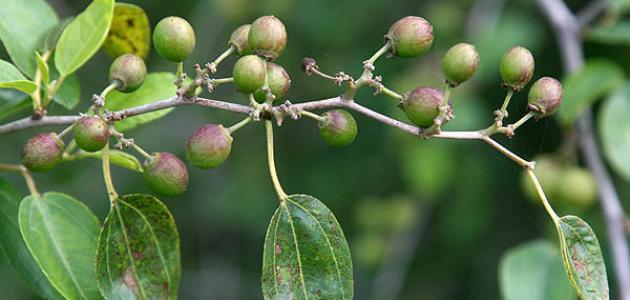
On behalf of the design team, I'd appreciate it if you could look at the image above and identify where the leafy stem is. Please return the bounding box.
[265,120,288,201]
[0,163,40,197]
[101,144,118,205]
[526,168,560,223]
[43,74,66,108]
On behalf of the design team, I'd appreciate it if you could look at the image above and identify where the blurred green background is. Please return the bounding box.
[1,0,628,299]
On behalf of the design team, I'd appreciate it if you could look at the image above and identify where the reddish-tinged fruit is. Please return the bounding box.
[233,55,267,93]
[153,16,196,62]
[186,124,233,169]
[386,16,434,58]
[229,24,251,55]
[400,87,443,128]
[527,77,563,117]
[319,110,358,147]
[74,116,109,152]
[500,46,535,91]
[442,43,479,86]
[143,152,189,197]
[21,133,64,172]
[109,54,147,92]
[248,16,287,60]
[254,62,291,103]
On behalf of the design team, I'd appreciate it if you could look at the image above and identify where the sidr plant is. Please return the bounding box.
[0,1,614,300]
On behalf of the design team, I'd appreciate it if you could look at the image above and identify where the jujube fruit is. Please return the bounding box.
[400,87,442,128]
[248,16,287,60]
[527,77,563,117]
[253,62,291,103]
[153,16,196,62]
[385,16,434,58]
[229,24,251,56]
[109,54,147,92]
[143,152,189,197]
[500,46,534,91]
[442,43,480,86]
[318,110,358,147]
[185,124,233,169]
[74,116,109,152]
[21,133,65,172]
[233,55,267,93]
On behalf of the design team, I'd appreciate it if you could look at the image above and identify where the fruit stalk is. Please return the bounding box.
[265,120,287,200]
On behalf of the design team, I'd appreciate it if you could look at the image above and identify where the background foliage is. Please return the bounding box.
[0,0,628,299]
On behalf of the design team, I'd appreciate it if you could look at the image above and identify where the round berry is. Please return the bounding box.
[143,152,189,197]
[527,77,563,117]
[385,16,434,58]
[442,43,479,86]
[254,62,291,103]
[152,16,196,62]
[318,110,357,147]
[109,54,147,92]
[185,124,233,169]
[233,55,267,93]
[500,46,534,91]
[558,167,597,208]
[400,87,442,128]
[21,133,64,172]
[229,24,251,55]
[248,15,287,60]
[74,116,109,152]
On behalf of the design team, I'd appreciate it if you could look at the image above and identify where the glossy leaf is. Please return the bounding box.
[52,74,81,110]
[104,3,151,60]
[96,194,180,299]
[35,52,50,85]
[499,239,575,300]
[0,59,37,94]
[0,0,59,77]
[588,21,630,45]
[599,84,630,182]
[262,194,354,300]
[0,178,62,299]
[105,72,177,132]
[65,149,143,173]
[557,216,609,300]
[557,60,624,126]
[19,192,101,299]
[55,0,115,76]
[44,18,73,51]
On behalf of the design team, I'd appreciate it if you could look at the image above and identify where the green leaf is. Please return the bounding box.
[499,239,575,300]
[96,194,180,299]
[557,216,609,300]
[262,194,354,300]
[19,192,101,299]
[52,74,81,110]
[105,72,177,132]
[557,60,624,126]
[0,178,63,299]
[0,89,30,121]
[55,0,115,76]
[65,149,143,173]
[44,18,73,51]
[0,59,37,94]
[599,84,630,182]
[588,21,630,45]
[35,52,50,85]
[0,0,59,77]
[104,3,151,60]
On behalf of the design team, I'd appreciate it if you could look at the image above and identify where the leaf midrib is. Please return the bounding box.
[282,202,309,299]
[114,203,149,300]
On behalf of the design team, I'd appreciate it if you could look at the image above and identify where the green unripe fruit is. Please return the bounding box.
[248,15,287,60]
[74,117,109,152]
[520,156,563,203]
[152,16,196,62]
[233,55,267,93]
[229,24,251,55]
[253,62,291,103]
[109,54,147,92]
[442,43,480,86]
[558,167,597,208]
[527,77,563,117]
[185,124,233,169]
[143,152,189,197]
[400,87,442,128]
[318,110,358,147]
[385,16,434,58]
[21,133,64,172]
[500,46,534,91]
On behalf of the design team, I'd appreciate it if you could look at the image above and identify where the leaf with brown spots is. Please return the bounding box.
[103,3,151,60]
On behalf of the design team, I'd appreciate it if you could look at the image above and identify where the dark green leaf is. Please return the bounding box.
[19,192,101,299]
[105,72,177,132]
[262,194,354,300]
[96,194,180,299]
[0,0,59,77]
[557,60,624,126]
[0,59,37,94]
[499,239,575,300]
[44,18,73,51]
[55,0,115,76]
[65,149,143,173]
[0,178,62,299]
[52,74,81,110]
[588,21,630,45]
[557,216,609,300]
[0,89,30,121]
[598,84,630,182]
[104,3,151,60]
